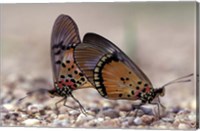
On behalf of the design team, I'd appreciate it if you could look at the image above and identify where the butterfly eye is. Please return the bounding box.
[48,89,56,98]
[160,88,165,97]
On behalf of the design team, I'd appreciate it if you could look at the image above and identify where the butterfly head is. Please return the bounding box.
[154,87,165,97]
[48,88,59,98]
[48,82,72,98]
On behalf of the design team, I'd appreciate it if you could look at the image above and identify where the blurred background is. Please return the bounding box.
[1,2,197,114]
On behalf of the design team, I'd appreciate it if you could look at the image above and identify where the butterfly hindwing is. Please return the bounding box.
[93,53,152,100]
[57,47,92,89]
[74,33,153,99]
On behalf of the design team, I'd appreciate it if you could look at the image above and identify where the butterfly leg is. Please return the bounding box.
[63,98,79,111]
[151,102,161,119]
[55,97,66,116]
[125,104,141,117]
[158,97,166,110]
[70,93,88,116]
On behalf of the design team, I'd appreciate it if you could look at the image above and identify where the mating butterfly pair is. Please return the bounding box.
[48,14,193,117]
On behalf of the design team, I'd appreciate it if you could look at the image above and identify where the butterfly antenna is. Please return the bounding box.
[161,73,193,88]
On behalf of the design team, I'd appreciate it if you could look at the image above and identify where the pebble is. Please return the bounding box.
[89,107,100,114]
[69,110,80,116]
[102,101,113,108]
[102,108,120,118]
[22,119,40,126]
[27,104,44,113]
[3,104,15,111]
[162,117,174,123]
[52,119,69,127]
[76,113,94,124]
[141,115,155,124]
[123,117,134,126]
[57,114,69,120]
[140,106,154,115]
[190,99,196,110]
[134,117,142,125]
[100,118,121,128]
[188,112,196,122]
[117,104,132,112]
[178,123,190,129]
[171,106,182,114]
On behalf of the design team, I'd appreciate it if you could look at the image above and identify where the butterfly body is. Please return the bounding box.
[48,15,93,115]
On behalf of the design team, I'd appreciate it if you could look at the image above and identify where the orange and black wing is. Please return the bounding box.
[51,15,92,89]
[74,33,153,99]
[51,14,80,81]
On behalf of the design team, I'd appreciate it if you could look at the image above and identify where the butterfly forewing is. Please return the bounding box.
[51,14,81,81]
[74,33,153,99]
[51,15,92,89]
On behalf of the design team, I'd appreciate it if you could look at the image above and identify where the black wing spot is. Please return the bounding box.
[126,78,129,81]
[131,90,134,95]
[55,60,61,64]
[54,50,61,55]
[74,70,78,74]
[136,86,140,90]
[65,79,69,82]
[66,60,70,63]
[129,84,132,87]
[119,94,123,97]
[120,77,125,81]
[137,93,141,97]
[129,71,132,74]
[62,63,66,68]
[68,68,71,71]
[127,94,131,97]
[138,81,142,85]
[68,74,72,78]
[79,73,84,76]
[142,88,146,92]
[60,75,65,79]
[81,78,85,82]
[71,65,74,68]
[77,81,82,84]
[71,79,75,83]
[144,83,148,87]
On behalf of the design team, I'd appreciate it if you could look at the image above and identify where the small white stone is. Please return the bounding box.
[97,117,104,122]
[58,114,68,120]
[188,113,196,122]
[3,104,15,110]
[22,119,40,126]
[162,117,174,122]
[76,113,94,124]
[178,123,190,129]
[134,117,142,125]
[69,110,80,115]
[190,99,196,110]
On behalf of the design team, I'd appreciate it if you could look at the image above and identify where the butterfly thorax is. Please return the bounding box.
[48,83,72,98]
[139,87,156,104]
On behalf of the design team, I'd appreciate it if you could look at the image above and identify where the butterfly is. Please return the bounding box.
[73,33,193,117]
[18,15,93,116]
[47,14,95,115]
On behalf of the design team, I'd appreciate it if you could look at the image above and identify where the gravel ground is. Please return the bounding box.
[0,74,197,129]
[1,4,197,129]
